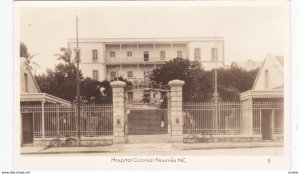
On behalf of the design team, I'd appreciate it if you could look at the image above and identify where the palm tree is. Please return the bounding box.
[54,47,74,65]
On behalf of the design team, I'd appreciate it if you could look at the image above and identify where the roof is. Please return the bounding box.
[20,57,41,93]
[240,90,284,101]
[68,37,224,44]
[252,55,284,90]
[20,93,71,106]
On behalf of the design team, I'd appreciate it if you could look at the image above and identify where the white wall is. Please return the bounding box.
[253,57,284,90]
[188,41,224,62]
[69,42,105,63]
[80,63,106,81]
[20,57,39,93]
[68,40,225,80]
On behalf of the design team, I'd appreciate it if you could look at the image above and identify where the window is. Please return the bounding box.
[211,48,218,61]
[194,48,201,61]
[127,51,132,57]
[160,51,165,60]
[264,69,269,89]
[24,73,28,92]
[127,71,133,79]
[110,71,116,81]
[110,51,115,58]
[144,51,149,61]
[177,51,182,58]
[93,70,99,81]
[92,50,98,61]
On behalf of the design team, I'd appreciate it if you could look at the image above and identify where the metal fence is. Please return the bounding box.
[252,101,284,135]
[183,101,284,136]
[183,102,242,135]
[20,103,113,138]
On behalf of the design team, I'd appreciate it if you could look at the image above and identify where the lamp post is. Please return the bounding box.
[75,15,81,145]
[211,31,221,104]
[210,31,221,135]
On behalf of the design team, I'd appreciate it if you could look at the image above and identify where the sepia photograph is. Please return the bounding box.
[14,0,291,170]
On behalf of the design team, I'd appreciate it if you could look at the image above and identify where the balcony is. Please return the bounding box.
[105,57,170,65]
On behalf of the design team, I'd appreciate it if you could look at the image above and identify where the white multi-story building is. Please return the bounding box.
[68,37,225,82]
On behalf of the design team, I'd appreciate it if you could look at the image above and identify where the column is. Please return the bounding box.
[111,81,126,144]
[168,79,185,143]
[41,99,45,139]
[56,104,59,136]
[241,97,253,135]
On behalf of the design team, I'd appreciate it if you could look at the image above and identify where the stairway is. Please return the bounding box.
[127,109,168,135]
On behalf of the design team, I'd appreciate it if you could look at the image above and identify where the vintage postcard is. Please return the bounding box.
[14,0,291,170]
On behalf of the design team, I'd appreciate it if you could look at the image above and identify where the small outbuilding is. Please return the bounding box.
[240,55,284,141]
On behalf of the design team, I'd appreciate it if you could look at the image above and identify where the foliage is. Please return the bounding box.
[35,63,83,102]
[54,47,74,65]
[80,78,112,103]
[149,58,259,102]
[216,67,259,101]
[35,47,133,103]
[80,77,132,104]
[150,58,212,102]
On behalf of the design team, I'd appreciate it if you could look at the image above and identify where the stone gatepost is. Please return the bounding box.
[241,97,253,135]
[110,81,126,144]
[168,79,185,143]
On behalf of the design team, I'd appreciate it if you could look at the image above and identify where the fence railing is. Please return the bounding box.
[183,102,242,135]
[20,103,113,138]
[183,101,284,136]
[252,101,284,135]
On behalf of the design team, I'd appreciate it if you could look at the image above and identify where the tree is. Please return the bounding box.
[216,67,259,101]
[35,63,83,102]
[54,47,74,65]
[35,60,132,103]
[150,57,211,102]
[80,76,133,104]
[80,78,112,103]
[36,47,134,103]
[149,57,259,102]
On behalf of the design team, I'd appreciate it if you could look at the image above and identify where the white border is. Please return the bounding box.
[0,0,296,173]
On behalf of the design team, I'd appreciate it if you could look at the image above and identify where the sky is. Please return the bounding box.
[18,2,290,75]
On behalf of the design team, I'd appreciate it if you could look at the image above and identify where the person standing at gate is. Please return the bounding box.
[161,112,165,128]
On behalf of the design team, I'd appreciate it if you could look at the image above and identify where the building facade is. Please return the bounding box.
[68,37,225,82]
[240,55,284,141]
[20,57,71,145]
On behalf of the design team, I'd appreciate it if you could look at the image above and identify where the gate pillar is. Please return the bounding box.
[111,81,126,144]
[168,79,185,143]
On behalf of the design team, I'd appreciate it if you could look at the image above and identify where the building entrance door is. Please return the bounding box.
[22,113,34,144]
[261,109,273,140]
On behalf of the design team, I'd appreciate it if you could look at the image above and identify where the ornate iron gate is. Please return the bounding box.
[123,79,170,142]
